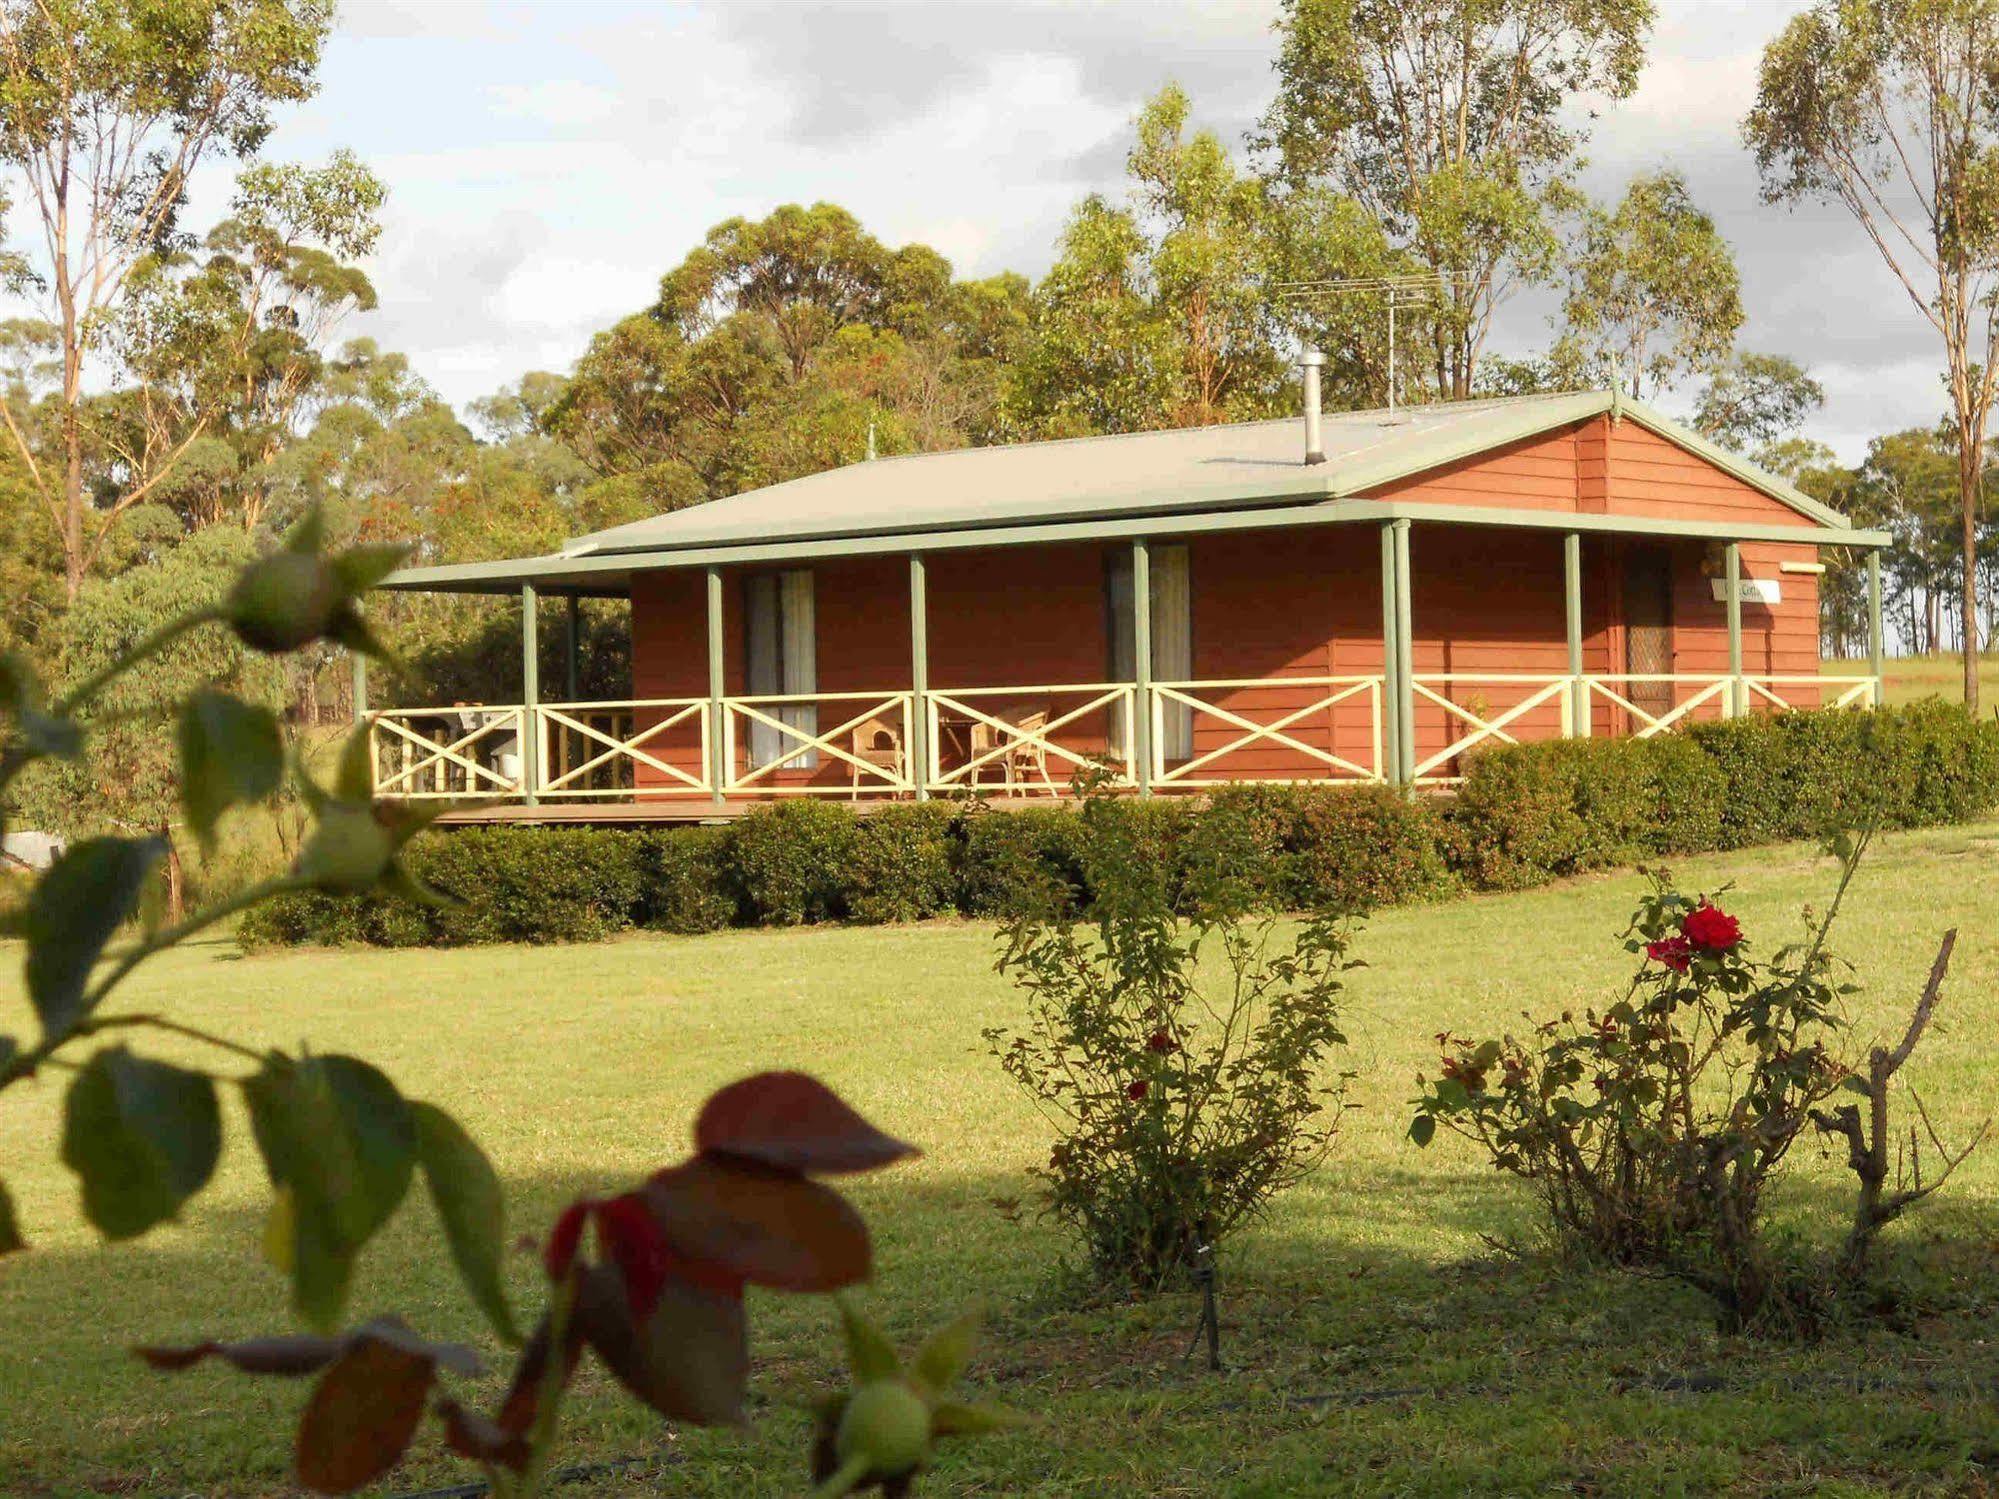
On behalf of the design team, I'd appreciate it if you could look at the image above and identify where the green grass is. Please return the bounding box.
[1825,652,1999,707]
[8,827,1999,1495]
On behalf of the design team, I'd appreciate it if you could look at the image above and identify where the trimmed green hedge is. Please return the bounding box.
[238,704,1999,950]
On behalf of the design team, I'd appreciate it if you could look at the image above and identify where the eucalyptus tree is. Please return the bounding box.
[1556,171,1743,400]
[0,0,370,598]
[1006,85,1293,436]
[1694,353,1828,461]
[1258,0,1655,400]
[1748,0,1999,706]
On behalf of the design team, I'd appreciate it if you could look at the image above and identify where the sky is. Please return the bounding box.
[203,0,1942,461]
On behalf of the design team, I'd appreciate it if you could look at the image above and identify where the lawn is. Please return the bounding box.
[5,826,1999,1496]
[1826,652,1999,707]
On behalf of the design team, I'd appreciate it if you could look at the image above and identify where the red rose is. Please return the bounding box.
[1126,1080,1149,1101]
[1146,1029,1177,1054]
[1646,936,1693,973]
[1682,902,1741,952]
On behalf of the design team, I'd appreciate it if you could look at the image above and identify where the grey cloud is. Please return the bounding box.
[716,0,1278,146]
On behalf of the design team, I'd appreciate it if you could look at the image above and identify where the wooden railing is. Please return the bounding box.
[1411,673,1572,783]
[364,672,1883,802]
[1150,676,1382,786]
[925,684,1135,794]
[369,706,527,799]
[536,698,709,798]
[722,691,917,797]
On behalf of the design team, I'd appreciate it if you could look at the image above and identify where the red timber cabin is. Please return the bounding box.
[369,384,1889,821]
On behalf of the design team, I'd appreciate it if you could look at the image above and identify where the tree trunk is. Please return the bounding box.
[62,368,84,602]
[1961,433,1982,711]
[161,824,184,925]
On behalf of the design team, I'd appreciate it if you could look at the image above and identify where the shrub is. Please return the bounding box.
[406,827,646,945]
[957,803,1086,919]
[1411,830,1983,1333]
[846,803,960,924]
[237,887,382,949]
[640,827,737,934]
[985,780,1354,1289]
[730,800,858,925]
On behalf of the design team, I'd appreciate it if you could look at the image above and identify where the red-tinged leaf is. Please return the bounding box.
[575,1263,747,1426]
[544,1199,590,1281]
[593,1193,674,1321]
[641,1156,872,1293]
[136,1334,345,1376]
[437,1396,531,1472]
[694,1072,917,1176]
[495,1310,585,1437]
[294,1334,434,1494]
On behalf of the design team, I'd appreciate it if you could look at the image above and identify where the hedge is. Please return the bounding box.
[238,704,1999,950]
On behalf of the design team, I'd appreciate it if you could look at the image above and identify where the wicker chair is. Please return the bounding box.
[848,715,906,798]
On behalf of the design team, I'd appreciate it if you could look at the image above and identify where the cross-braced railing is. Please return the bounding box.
[926,684,1135,794]
[1150,676,1382,786]
[722,691,917,796]
[1411,673,1572,783]
[1581,674,1732,739]
[369,707,527,799]
[1744,674,1868,713]
[537,698,710,797]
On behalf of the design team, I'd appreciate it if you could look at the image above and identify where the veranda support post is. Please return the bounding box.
[521,582,539,807]
[909,553,930,800]
[1379,522,1401,785]
[350,650,367,724]
[1564,531,1586,737]
[1724,541,1743,718]
[565,593,581,701]
[1867,549,1885,707]
[1392,519,1416,786]
[706,565,725,807]
[1133,537,1153,795]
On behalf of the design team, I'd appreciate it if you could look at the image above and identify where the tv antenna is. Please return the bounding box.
[1275,271,1463,414]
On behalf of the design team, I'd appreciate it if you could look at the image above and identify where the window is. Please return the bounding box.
[744,569,817,769]
[1107,543,1193,763]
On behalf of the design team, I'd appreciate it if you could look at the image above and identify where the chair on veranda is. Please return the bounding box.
[969,703,1052,793]
[848,715,906,799]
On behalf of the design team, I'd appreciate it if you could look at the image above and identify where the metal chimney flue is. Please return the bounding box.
[1300,348,1326,465]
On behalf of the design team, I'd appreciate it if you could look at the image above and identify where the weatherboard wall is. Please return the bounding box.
[622,414,1828,791]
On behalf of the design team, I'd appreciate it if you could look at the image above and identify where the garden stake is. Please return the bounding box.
[1184,1242,1221,1372]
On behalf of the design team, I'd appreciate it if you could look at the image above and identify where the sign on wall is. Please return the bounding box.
[1709,577,1782,606]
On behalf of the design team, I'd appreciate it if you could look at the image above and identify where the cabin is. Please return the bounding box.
[370,383,1889,822]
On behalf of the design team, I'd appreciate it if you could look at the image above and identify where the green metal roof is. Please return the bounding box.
[383,390,1880,596]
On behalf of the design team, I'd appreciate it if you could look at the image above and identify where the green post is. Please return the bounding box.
[1132,537,1153,795]
[350,650,367,723]
[706,566,726,806]
[1867,549,1884,708]
[565,594,581,702]
[1393,519,1416,785]
[1564,531,1586,737]
[909,553,930,800]
[520,582,539,806]
[1379,522,1400,784]
[1724,541,1743,718]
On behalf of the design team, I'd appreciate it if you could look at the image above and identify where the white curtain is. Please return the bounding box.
[1151,545,1192,761]
[745,570,818,769]
[779,569,817,768]
[1106,544,1192,763]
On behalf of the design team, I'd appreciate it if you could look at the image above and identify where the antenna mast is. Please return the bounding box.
[1275,271,1461,414]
